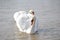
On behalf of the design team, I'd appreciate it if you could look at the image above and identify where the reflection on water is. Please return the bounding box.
[14,27,60,40]
[15,29,39,40]
[0,0,60,40]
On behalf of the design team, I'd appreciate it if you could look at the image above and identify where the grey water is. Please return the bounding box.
[0,0,60,40]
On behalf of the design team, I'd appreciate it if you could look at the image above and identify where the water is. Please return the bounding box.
[0,0,60,40]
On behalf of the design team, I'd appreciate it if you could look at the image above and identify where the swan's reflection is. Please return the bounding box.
[28,34,39,40]
[15,31,39,40]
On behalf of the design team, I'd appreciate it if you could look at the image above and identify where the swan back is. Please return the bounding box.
[13,11,26,21]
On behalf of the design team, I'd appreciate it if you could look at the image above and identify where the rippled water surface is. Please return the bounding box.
[0,0,60,40]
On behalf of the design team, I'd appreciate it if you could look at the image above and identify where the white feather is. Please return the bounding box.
[13,11,38,34]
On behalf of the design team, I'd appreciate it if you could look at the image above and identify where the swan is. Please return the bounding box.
[13,10,38,34]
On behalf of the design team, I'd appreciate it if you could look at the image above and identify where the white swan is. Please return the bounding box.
[13,10,38,34]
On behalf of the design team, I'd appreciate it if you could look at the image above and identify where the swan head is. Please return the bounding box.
[29,10,34,15]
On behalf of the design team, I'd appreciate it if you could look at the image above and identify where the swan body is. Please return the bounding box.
[13,11,38,34]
